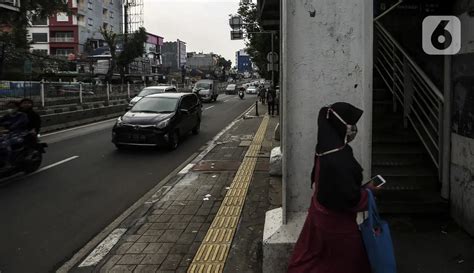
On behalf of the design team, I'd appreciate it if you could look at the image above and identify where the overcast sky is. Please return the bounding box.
[143,0,246,65]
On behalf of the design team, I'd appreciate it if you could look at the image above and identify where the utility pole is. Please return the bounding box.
[124,0,129,42]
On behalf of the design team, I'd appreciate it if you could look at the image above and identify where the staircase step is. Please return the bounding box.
[373,116,406,130]
[372,132,420,144]
[373,165,437,177]
[377,190,448,214]
[373,88,393,101]
[372,174,438,191]
[373,143,426,155]
[372,154,427,166]
[373,100,394,114]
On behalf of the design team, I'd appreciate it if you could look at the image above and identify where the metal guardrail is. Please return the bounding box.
[0,80,246,110]
[374,21,449,180]
[0,81,146,109]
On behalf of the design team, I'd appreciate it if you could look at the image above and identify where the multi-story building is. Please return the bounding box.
[161,39,187,71]
[187,52,217,72]
[0,0,20,12]
[28,0,123,58]
[235,49,252,73]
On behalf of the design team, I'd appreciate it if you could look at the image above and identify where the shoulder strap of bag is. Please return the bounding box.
[365,189,381,227]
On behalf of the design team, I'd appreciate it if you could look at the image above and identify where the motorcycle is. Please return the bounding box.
[0,132,47,179]
[238,89,245,99]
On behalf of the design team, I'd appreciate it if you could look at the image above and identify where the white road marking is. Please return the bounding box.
[204,106,215,110]
[30,156,79,175]
[42,118,117,137]
[178,163,195,175]
[224,99,231,102]
[78,228,127,267]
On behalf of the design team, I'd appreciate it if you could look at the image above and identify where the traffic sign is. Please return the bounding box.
[267,52,278,63]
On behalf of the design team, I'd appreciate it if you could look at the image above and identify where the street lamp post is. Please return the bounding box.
[229,15,277,89]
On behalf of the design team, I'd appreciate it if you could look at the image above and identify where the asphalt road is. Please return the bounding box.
[0,94,256,273]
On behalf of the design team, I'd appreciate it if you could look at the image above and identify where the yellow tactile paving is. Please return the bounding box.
[188,115,270,273]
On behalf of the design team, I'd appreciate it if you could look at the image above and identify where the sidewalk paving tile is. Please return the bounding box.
[88,113,266,273]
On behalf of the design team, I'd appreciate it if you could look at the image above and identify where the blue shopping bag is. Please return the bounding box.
[360,189,397,273]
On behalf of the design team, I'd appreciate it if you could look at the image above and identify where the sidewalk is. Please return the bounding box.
[67,103,280,273]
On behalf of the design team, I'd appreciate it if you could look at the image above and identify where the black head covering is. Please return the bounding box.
[314,102,364,210]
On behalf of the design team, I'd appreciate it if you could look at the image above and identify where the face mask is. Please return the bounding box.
[327,108,358,144]
[346,124,358,143]
[6,109,16,114]
[316,106,358,157]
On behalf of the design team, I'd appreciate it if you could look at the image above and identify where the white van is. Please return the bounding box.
[192,79,218,102]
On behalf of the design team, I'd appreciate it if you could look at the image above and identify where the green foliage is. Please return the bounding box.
[99,27,118,81]
[237,1,279,80]
[100,27,147,81]
[117,28,147,73]
[0,0,69,79]
[0,0,69,49]
[216,55,232,70]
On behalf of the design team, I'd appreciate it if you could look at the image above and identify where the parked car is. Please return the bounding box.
[225,84,237,95]
[193,79,218,102]
[128,85,177,109]
[113,93,202,150]
[246,86,258,94]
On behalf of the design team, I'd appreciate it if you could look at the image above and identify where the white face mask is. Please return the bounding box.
[6,109,16,114]
[316,107,358,156]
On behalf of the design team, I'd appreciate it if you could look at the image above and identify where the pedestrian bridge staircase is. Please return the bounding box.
[372,21,449,214]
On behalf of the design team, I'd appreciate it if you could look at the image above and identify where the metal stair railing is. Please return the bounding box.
[374,21,449,183]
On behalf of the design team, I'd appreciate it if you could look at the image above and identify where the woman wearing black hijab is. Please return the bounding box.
[288,102,372,273]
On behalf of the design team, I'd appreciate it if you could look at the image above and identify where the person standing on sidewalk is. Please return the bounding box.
[275,89,280,116]
[288,102,375,273]
[267,88,276,116]
[259,85,266,104]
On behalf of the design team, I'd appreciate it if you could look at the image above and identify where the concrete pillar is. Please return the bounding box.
[263,0,373,272]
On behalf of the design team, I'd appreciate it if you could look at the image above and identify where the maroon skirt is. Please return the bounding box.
[288,192,371,273]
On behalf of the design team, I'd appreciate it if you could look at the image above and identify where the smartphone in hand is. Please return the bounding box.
[362,175,386,188]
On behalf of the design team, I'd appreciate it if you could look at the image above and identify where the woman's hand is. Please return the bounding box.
[363,182,381,192]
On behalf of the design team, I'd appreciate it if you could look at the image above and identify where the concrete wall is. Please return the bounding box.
[450,133,474,236]
[450,2,474,236]
[282,0,373,216]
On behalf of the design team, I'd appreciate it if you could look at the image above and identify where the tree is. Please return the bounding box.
[216,55,232,80]
[100,27,148,82]
[117,27,147,80]
[99,27,118,82]
[0,0,69,79]
[237,1,279,81]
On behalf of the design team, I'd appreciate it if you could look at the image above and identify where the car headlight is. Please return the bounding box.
[116,116,123,127]
[156,119,170,129]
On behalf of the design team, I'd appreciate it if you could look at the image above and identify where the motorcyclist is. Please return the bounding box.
[238,86,245,99]
[20,98,41,135]
[0,101,29,168]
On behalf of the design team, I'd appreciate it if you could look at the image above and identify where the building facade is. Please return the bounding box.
[28,0,123,58]
[145,32,164,74]
[161,39,187,71]
[236,49,252,73]
[187,52,217,72]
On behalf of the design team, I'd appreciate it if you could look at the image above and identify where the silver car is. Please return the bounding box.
[128,85,177,109]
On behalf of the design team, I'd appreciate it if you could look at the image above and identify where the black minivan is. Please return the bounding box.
[112,93,202,150]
